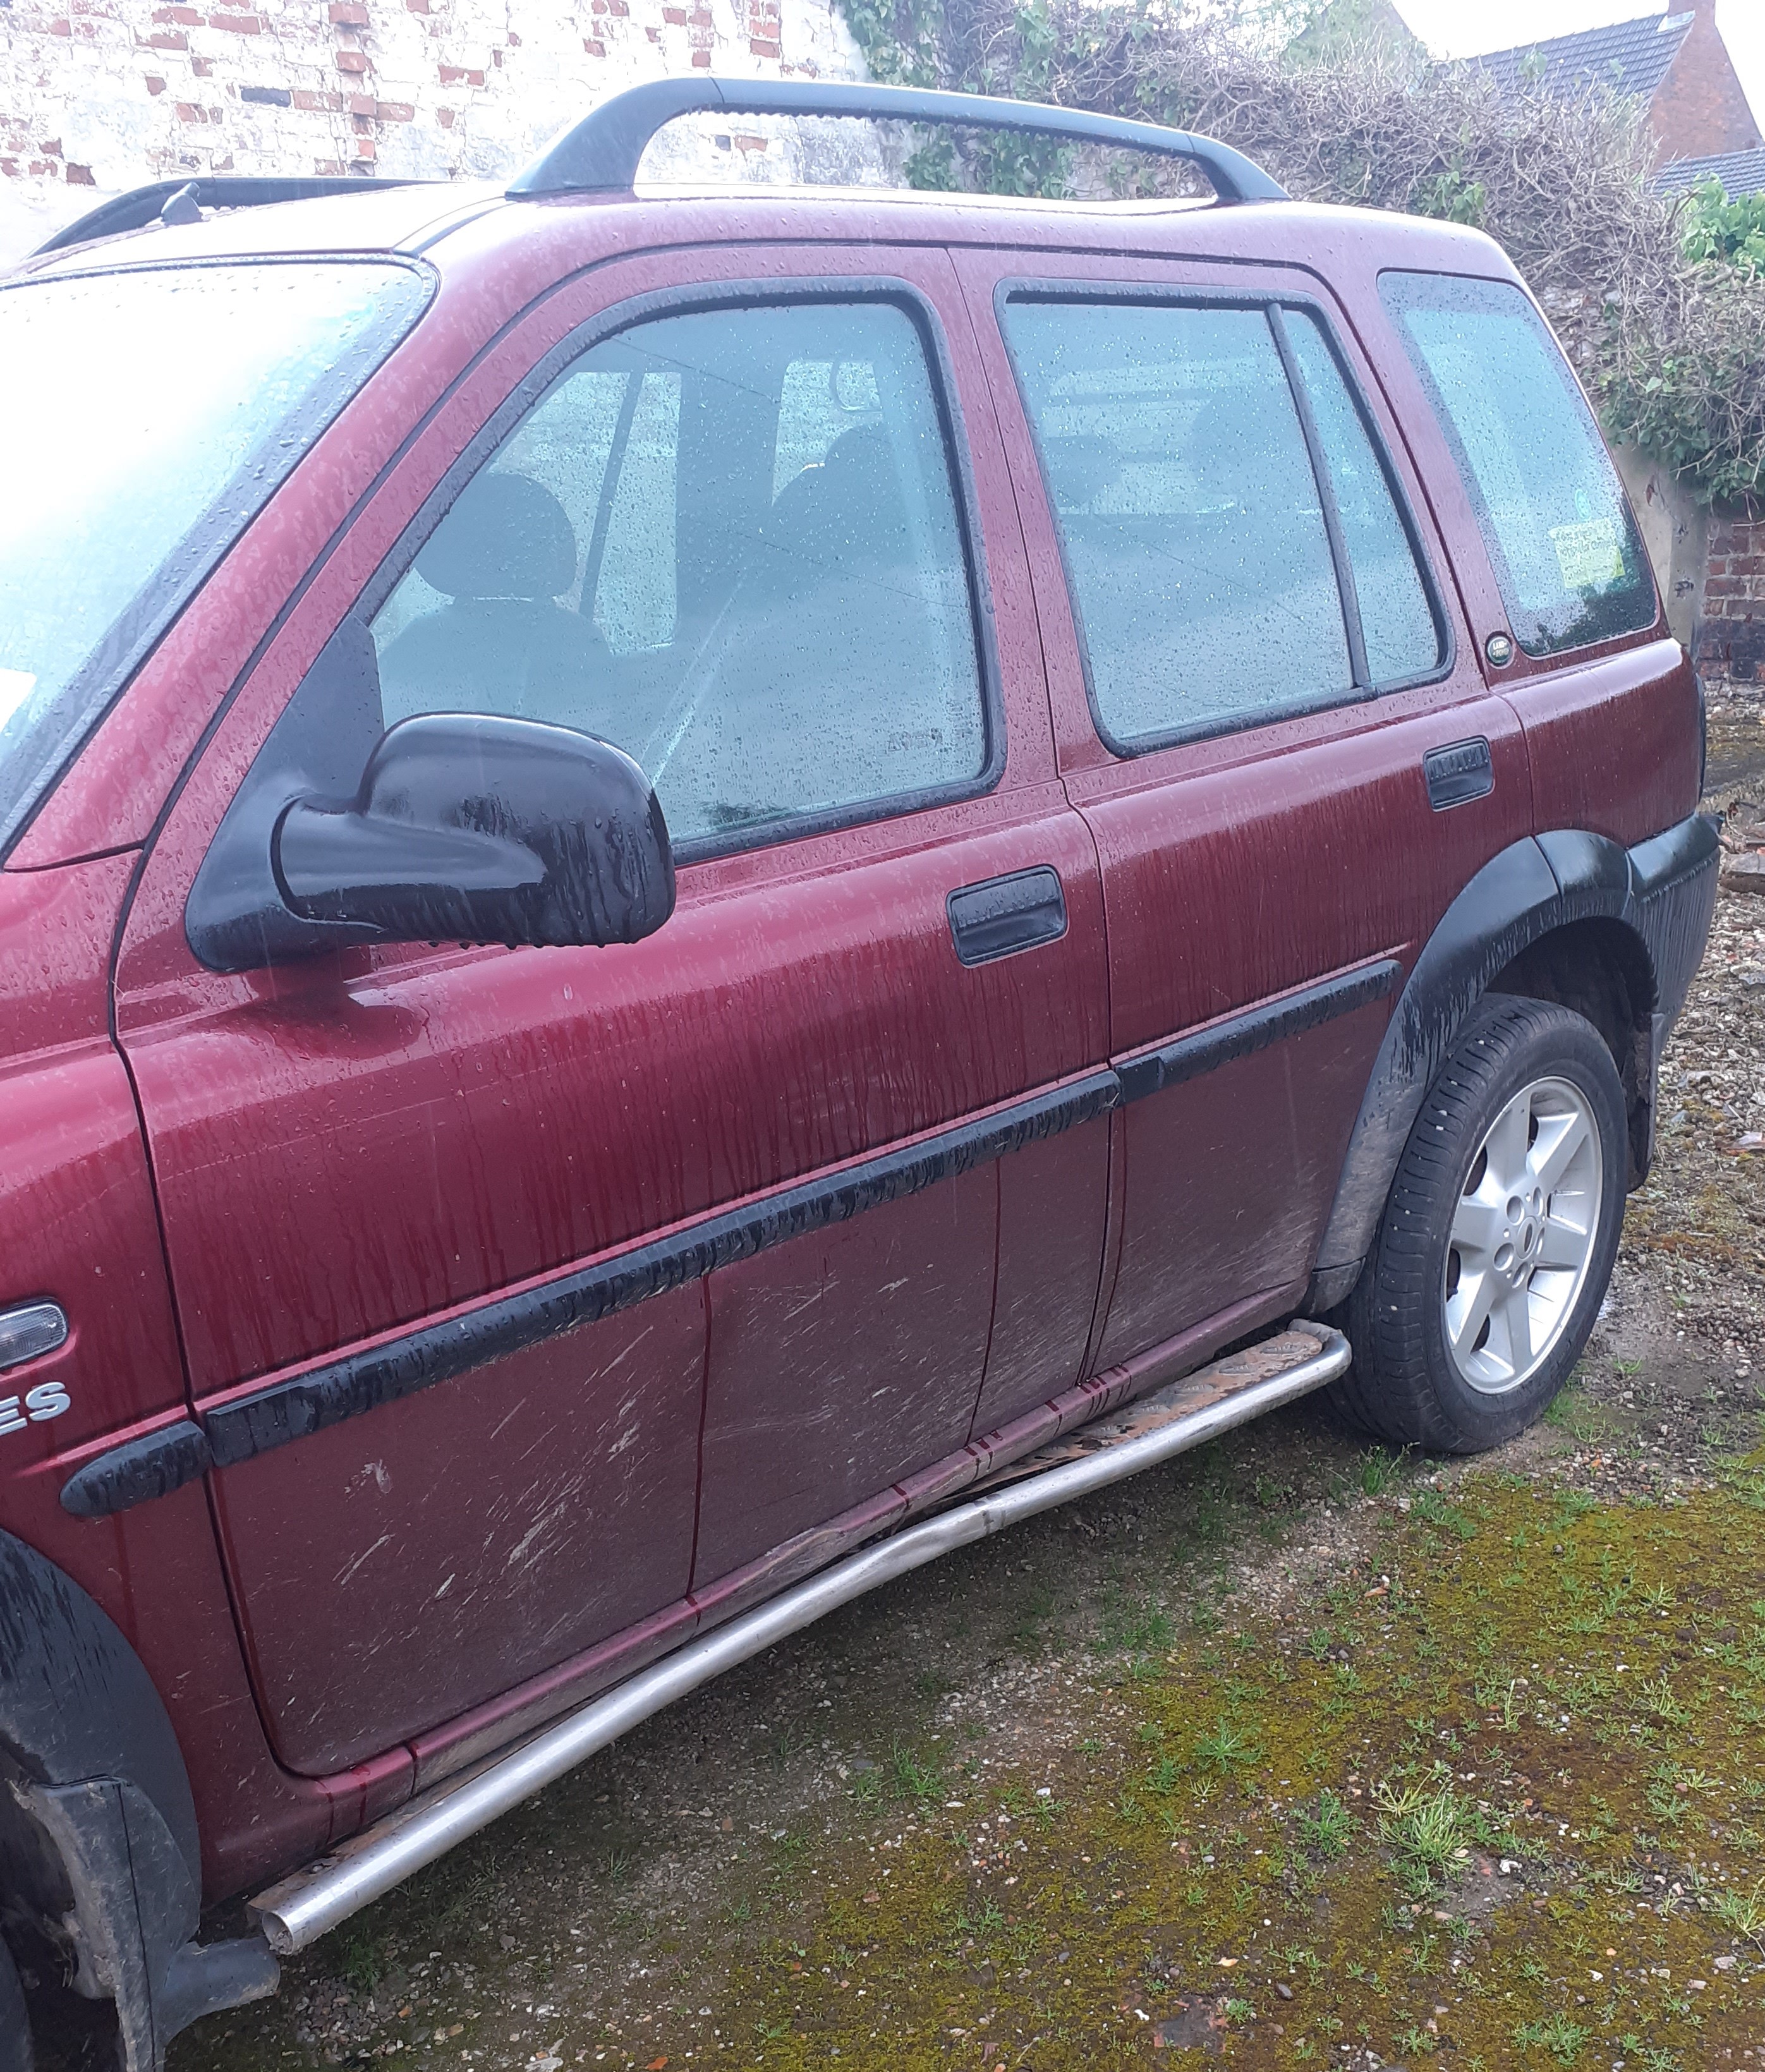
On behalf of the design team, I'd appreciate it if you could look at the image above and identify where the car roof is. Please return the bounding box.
[13,178,1517,295]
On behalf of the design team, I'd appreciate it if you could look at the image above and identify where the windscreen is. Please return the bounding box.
[0,257,431,854]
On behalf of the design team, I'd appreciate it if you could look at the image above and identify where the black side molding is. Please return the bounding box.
[1116,961,1401,1105]
[203,1071,1121,1471]
[68,955,1404,1494]
[60,1421,213,1520]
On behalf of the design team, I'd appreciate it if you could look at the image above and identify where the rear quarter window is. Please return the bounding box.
[1379,270,1656,658]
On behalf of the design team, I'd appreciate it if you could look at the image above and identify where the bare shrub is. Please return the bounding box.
[847,0,1765,498]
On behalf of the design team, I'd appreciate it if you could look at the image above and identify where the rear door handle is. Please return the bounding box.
[1423,736,1494,810]
[947,866,1068,967]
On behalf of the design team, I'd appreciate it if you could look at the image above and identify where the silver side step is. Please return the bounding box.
[250,1322,1349,1954]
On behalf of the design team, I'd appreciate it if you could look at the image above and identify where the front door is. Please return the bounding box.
[958,247,1535,1367]
[115,243,1109,1778]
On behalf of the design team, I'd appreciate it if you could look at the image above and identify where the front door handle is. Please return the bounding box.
[947,866,1067,967]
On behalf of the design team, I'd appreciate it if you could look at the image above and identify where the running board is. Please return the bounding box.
[250,1321,1349,1954]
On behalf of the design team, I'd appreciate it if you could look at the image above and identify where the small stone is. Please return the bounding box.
[1721,853,1765,895]
[1276,1982,1293,2000]
[1716,1954,1737,1970]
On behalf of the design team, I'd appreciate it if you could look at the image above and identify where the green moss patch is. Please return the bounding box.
[717,1474,1765,2069]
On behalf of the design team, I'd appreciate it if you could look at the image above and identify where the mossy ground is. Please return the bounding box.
[711,1463,1765,2070]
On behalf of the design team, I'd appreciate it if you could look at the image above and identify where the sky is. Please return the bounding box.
[1393,1,1765,136]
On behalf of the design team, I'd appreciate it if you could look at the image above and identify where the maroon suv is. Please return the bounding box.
[0,77,1717,2068]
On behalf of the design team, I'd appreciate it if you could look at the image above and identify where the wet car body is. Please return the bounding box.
[0,86,1718,2065]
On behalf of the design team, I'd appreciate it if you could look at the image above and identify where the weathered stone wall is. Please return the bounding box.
[0,0,866,261]
[1612,440,1711,653]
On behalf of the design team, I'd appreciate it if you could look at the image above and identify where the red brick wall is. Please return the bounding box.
[1651,0,1762,161]
[1697,509,1765,686]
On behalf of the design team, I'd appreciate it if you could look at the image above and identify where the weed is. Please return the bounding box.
[1297,1788,1353,1858]
[1104,1595,1174,1655]
[1639,1673,1689,1726]
[887,1743,945,1807]
[1513,2011,1591,2063]
[1414,1488,1477,1539]
[336,1930,385,1996]
[1713,1877,1765,1948]
[1362,1447,1409,1494]
[1373,1780,1477,1894]
[1194,1718,1261,1774]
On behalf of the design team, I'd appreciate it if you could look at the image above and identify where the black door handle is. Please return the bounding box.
[947,866,1067,967]
[1424,736,1494,810]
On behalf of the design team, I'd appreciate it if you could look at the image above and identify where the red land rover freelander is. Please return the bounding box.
[0,78,1718,2068]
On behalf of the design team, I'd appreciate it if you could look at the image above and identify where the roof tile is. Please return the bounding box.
[1468,8,1694,105]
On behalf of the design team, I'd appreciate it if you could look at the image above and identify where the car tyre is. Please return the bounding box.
[1337,995,1627,1453]
[0,1930,33,2072]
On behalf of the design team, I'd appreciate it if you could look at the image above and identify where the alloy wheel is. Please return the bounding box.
[1443,1074,1603,1396]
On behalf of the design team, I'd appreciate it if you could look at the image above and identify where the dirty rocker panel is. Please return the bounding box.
[68,959,1402,1512]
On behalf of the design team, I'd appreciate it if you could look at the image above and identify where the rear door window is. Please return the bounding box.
[1000,294,1444,751]
[1380,270,1656,657]
[373,297,989,852]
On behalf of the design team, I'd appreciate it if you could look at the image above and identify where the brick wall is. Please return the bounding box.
[0,0,866,260]
[1651,0,1762,162]
[1697,509,1765,687]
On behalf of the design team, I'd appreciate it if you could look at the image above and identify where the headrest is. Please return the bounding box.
[763,424,912,577]
[416,470,577,602]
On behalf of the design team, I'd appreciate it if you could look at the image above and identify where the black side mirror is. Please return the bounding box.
[272,712,674,954]
[186,628,674,975]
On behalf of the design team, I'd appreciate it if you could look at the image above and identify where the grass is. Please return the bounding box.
[1297,1788,1353,1858]
[1513,2011,1592,2063]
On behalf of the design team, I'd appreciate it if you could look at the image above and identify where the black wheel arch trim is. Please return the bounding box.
[0,1529,277,2069]
[1313,813,1720,1297]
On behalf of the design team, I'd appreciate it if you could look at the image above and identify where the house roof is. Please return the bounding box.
[1658,145,1765,195]
[1469,9,1694,104]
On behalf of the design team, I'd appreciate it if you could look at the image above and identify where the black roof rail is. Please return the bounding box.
[33,174,442,258]
[507,76,1289,205]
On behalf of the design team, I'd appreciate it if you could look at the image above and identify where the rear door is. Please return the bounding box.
[957,246,1534,1367]
[114,243,1110,1779]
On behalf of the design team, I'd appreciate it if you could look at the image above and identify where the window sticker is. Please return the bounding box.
[1549,518,1624,594]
